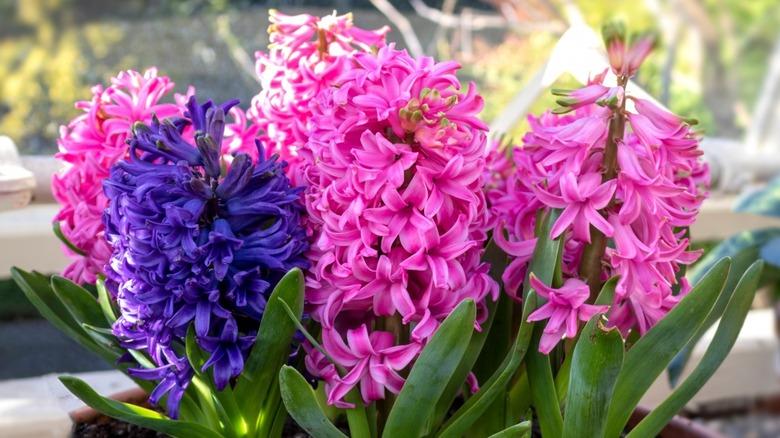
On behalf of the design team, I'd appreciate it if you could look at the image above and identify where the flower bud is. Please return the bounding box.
[602,22,627,76]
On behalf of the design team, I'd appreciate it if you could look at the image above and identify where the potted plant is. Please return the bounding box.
[12,12,761,438]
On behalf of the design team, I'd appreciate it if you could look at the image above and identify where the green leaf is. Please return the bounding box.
[11,268,121,363]
[234,268,304,433]
[185,325,245,437]
[437,210,562,438]
[431,288,500,428]
[487,421,532,438]
[669,232,772,385]
[53,221,87,256]
[523,209,563,301]
[96,277,118,325]
[59,376,223,438]
[51,275,111,330]
[523,210,565,438]
[562,316,623,438]
[526,329,563,438]
[555,276,619,402]
[603,257,731,438]
[279,366,348,438]
[383,299,477,438]
[436,297,535,438]
[626,261,763,438]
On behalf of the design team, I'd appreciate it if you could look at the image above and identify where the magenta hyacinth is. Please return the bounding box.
[302,44,497,407]
[526,275,609,354]
[248,10,388,185]
[52,69,260,285]
[490,29,709,352]
[52,68,181,284]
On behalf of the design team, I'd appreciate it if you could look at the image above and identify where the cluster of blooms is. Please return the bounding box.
[53,69,259,285]
[51,10,712,419]
[490,33,709,353]
[301,44,498,407]
[52,68,180,284]
[248,10,388,185]
[103,96,309,417]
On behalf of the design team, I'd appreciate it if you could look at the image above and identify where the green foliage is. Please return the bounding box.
[12,266,309,438]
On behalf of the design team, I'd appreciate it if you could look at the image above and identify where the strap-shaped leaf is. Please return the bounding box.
[669,231,776,384]
[487,421,531,438]
[234,268,304,431]
[523,209,563,301]
[96,277,119,325]
[279,366,348,438]
[431,285,500,428]
[626,260,763,438]
[555,276,619,403]
[526,329,563,438]
[383,299,476,437]
[437,210,562,438]
[53,221,87,256]
[185,325,244,436]
[603,257,731,438]
[522,209,565,438]
[60,376,223,438]
[11,268,121,363]
[562,316,623,438]
[50,275,111,329]
[436,295,536,438]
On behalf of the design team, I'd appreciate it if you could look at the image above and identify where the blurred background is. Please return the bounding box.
[2,0,779,153]
[3,0,780,436]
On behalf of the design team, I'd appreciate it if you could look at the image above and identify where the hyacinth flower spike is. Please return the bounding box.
[103,96,309,418]
[301,43,496,409]
[490,22,709,350]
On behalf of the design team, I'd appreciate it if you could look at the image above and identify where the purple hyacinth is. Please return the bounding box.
[103,96,309,418]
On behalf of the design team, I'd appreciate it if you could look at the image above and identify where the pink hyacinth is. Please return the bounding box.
[489,27,709,351]
[302,44,497,406]
[53,68,181,284]
[53,69,261,285]
[248,10,388,186]
[526,275,609,354]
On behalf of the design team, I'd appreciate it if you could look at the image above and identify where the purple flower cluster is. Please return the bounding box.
[103,96,309,417]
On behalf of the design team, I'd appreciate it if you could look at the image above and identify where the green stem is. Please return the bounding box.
[580,75,628,302]
[374,313,407,435]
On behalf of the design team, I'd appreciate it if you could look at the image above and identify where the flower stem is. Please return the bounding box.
[375,312,407,435]
[580,76,628,301]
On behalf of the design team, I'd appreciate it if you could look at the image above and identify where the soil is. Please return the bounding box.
[71,415,326,438]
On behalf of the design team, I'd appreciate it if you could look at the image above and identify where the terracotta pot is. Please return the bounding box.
[69,387,153,426]
[69,387,725,437]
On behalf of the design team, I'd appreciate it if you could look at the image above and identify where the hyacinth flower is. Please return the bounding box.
[102,96,309,418]
[52,68,180,284]
[248,10,388,185]
[52,69,260,285]
[300,43,497,408]
[490,24,710,352]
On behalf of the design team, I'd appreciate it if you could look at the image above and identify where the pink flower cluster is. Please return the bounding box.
[490,70,709,353]
[248,10,388,185]
[302,44,498,406]
[53,68,259,284]
[53,68,181,284]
